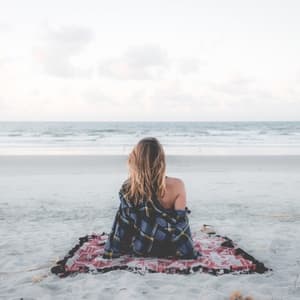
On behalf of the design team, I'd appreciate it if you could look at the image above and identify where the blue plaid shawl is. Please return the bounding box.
[103,188,200,259]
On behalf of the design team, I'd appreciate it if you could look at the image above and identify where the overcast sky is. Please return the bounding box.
[0,0,300,121]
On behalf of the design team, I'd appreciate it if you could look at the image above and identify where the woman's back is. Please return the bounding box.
[102,137,199,259]
[103,176,199,259]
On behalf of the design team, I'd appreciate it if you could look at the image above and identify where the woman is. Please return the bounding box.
[103,137,200,259]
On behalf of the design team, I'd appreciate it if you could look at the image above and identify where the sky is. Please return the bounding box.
[0,0,300,121]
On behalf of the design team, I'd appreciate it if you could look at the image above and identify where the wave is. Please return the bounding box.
[1,122,300,155]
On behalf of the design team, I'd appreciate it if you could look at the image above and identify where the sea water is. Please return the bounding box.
[0,121,300,155]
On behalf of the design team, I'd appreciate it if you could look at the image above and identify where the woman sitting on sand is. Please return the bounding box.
[103,137,200,259]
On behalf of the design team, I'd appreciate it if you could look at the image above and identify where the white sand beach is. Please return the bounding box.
[1,155,300,299]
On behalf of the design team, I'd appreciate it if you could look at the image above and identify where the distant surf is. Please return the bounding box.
[0,121,300,155]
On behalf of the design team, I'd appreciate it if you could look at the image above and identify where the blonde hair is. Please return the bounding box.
[122,137,167,204]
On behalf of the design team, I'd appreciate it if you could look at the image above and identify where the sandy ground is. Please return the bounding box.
[1,155,300,300]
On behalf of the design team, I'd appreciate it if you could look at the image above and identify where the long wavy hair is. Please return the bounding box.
[122,137,167,204]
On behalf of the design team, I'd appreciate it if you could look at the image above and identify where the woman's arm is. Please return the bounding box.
[174,178,187,210]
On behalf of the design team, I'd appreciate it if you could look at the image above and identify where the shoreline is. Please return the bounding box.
[1,154,300,174]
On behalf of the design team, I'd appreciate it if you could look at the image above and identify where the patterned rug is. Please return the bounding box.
[51,231,270,277]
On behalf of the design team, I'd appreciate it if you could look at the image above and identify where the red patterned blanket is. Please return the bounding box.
[51,231,270,277]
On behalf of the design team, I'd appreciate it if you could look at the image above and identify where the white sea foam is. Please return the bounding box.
[0,121,300,155]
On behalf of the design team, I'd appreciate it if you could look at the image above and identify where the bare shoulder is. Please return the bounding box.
[165,176,186,210]
[166,176,185,186]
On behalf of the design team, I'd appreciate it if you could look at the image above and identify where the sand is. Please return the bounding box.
[1,155,300,299]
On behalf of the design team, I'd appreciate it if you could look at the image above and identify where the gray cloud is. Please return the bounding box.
[209,75,299,107]
[152,88,197,106]
[98,45,169,80]
[82,88,119,105]
[208,76,280,107]
[123,80,220,113]
[0,23,12,32]
[124,45,169,68]
[297,69,300,82]
[177,58,201,75]
[0,55,18,67]
[34,25,93,78]
[145,81,213,112]
[208,76,293,108]
[0,57,8,67]
[0,96,7,110]
[211,76,255,96]
[98,45,204,80]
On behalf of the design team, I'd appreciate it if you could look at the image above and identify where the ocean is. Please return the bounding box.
[0,121,300,155]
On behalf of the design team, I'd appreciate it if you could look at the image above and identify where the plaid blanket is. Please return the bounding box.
[103,190,199,259]
[51,231,270,277]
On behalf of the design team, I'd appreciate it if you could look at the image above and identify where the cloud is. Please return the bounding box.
[297,69,300,82]
[177,57,201,75]
[124,45,169,68]
[0,57,10,67]
[0,54,20,68]
[151,82,197,106]
[207,75,279,106]
[98,44,170,80]
[121,80,223,120]
[98,45,204,80]
[204,75,300,116]
[210,75,255,96]
[0,96,5,109]
[0,23,12,32]
[82,88,119,105]
[136,80,209,112]
[34,25,93,78]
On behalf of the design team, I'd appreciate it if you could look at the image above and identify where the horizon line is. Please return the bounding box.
[0,120,300,123]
